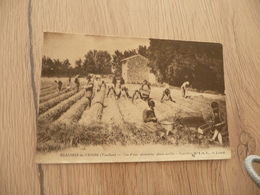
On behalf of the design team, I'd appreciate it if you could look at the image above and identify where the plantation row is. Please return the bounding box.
[38,90,85,122]
[39,90,67,103]
[79,86,106,125]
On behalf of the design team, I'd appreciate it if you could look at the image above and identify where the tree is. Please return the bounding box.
[83,50,112,75]
[41,57,71,77]
[112,50,124,76]
[62,59,71,76]
[41,56,54,77]
[147,39,224,93]
[137,45,148,58]
[75,58,83,75]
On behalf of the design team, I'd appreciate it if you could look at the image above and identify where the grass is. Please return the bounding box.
[37,121,173,153]
[36,120,230,153]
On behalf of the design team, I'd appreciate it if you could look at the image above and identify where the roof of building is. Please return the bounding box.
[120,54,148,62]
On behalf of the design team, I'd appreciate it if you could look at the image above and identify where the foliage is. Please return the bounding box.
[112,49,137,76]
[137,45,149,58]
[42,56,71,77]
[147,39,224,93]
[82,50,112,75]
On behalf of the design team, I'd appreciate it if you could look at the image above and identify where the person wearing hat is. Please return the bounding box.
[181,81,189,98]
[160,84,175,103]
[74,75,80,92]
[209,101,227,145]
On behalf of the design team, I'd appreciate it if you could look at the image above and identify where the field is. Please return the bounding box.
[37,77,229,153]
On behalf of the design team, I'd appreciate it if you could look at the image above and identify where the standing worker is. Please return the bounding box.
[112,76,117,88]
[74,75,80,92]
[85,76,94,107]
[181,81,189,98]
[120,77,125,86]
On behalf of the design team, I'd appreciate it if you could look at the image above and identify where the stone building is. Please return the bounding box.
[121,54,156,84]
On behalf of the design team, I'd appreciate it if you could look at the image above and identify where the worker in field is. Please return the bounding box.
[65,84,71,92]
[106,82,116,97]
[101,80,106,88]
[112,76,117,88]
[143,99,158,123]
[143,99,166,138]
[117,77,131,99]
[209,102,227,145]
[54,80,62,91]
[94,77,101,92]
[117,85,131,99]
[160,85,176,103]
[74,75,80,92]
[120,77,125,85]
[181,81,189,98]
[132,80,151,102]
[84,75,94,107]
[65,76,72,92]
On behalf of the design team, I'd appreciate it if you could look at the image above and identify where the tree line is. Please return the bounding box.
[42,45,147,77]
[42,40,224,93]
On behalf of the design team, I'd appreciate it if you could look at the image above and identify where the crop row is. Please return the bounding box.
[40,85,52,90]
[40,88,58,97]
[38,90,85,122]
[39,89,79,115]
[39,90,67,104]
[56,96,90,124]
[79,86,106,125]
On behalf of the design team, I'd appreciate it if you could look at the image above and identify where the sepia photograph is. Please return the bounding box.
[36,32,231,163]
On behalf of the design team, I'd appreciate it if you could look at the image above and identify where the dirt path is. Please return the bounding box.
[101,96,124,125]
[78,106,92,125]
[117,98,143,125]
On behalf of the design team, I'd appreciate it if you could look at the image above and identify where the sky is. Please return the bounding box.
[43,32,150,67]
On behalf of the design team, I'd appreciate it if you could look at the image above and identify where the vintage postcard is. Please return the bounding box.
[36,32,231,163]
